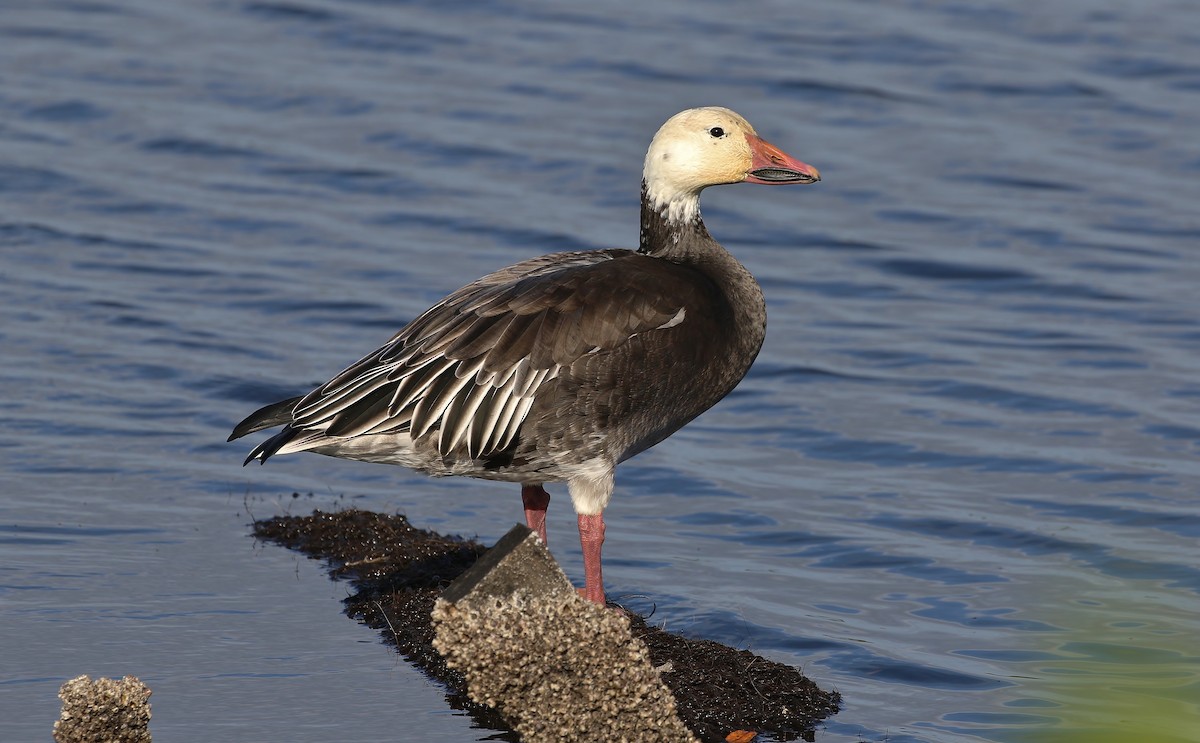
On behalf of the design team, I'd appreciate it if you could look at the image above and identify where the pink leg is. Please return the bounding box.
[577,513,606,605]
[521,484,550,545]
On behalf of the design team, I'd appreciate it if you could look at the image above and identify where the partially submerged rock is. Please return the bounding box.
[54,675,152,743]
[253,508,840,741]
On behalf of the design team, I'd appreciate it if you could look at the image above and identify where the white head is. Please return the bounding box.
[642,107,820,225]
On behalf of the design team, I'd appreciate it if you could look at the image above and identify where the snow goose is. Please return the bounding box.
[230,107,820,605]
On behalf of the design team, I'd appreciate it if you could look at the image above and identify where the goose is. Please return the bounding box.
[230,107,820,605]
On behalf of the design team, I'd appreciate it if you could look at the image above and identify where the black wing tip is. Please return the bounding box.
[240,427,297,468]
[227,395,305,443]
[241,442,263,466]
[227,417,253,443]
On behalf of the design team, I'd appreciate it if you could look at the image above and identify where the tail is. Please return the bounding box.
[228,396,305,466]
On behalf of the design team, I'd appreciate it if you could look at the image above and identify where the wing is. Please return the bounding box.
[280,249,711,460]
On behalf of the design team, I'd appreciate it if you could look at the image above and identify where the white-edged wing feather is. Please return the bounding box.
[276,249,701,460]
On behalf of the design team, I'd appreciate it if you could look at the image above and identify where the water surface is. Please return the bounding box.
[2,1,1198,741]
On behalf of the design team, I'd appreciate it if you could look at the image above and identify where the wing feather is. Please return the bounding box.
[325,386,395,437]
[439,374,493,455]
[387,356,456,413]
[445,313,517,359]
[480,388,524,453]
[482,313,543,373]
[499,393,539,450]
[258,249,710,461]
[411,362,479,439]
[292,368,391,428]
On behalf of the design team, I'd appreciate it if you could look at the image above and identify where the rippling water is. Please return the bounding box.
[2,1,1198,741]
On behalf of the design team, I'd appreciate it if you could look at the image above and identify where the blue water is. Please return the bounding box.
[3,1,1199,741]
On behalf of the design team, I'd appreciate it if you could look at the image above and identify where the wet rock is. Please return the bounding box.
[253,508,840,742]
[53,675,152,743]
[439,523,574,606]
[433,524,698,742]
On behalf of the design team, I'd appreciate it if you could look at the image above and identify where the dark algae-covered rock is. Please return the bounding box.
[253,508,840,742]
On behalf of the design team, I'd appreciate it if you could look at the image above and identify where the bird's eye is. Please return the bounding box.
[708,126,725,138]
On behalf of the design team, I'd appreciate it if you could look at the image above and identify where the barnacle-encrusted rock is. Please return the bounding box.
[434,592,697,743]
[54,675,152,743]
